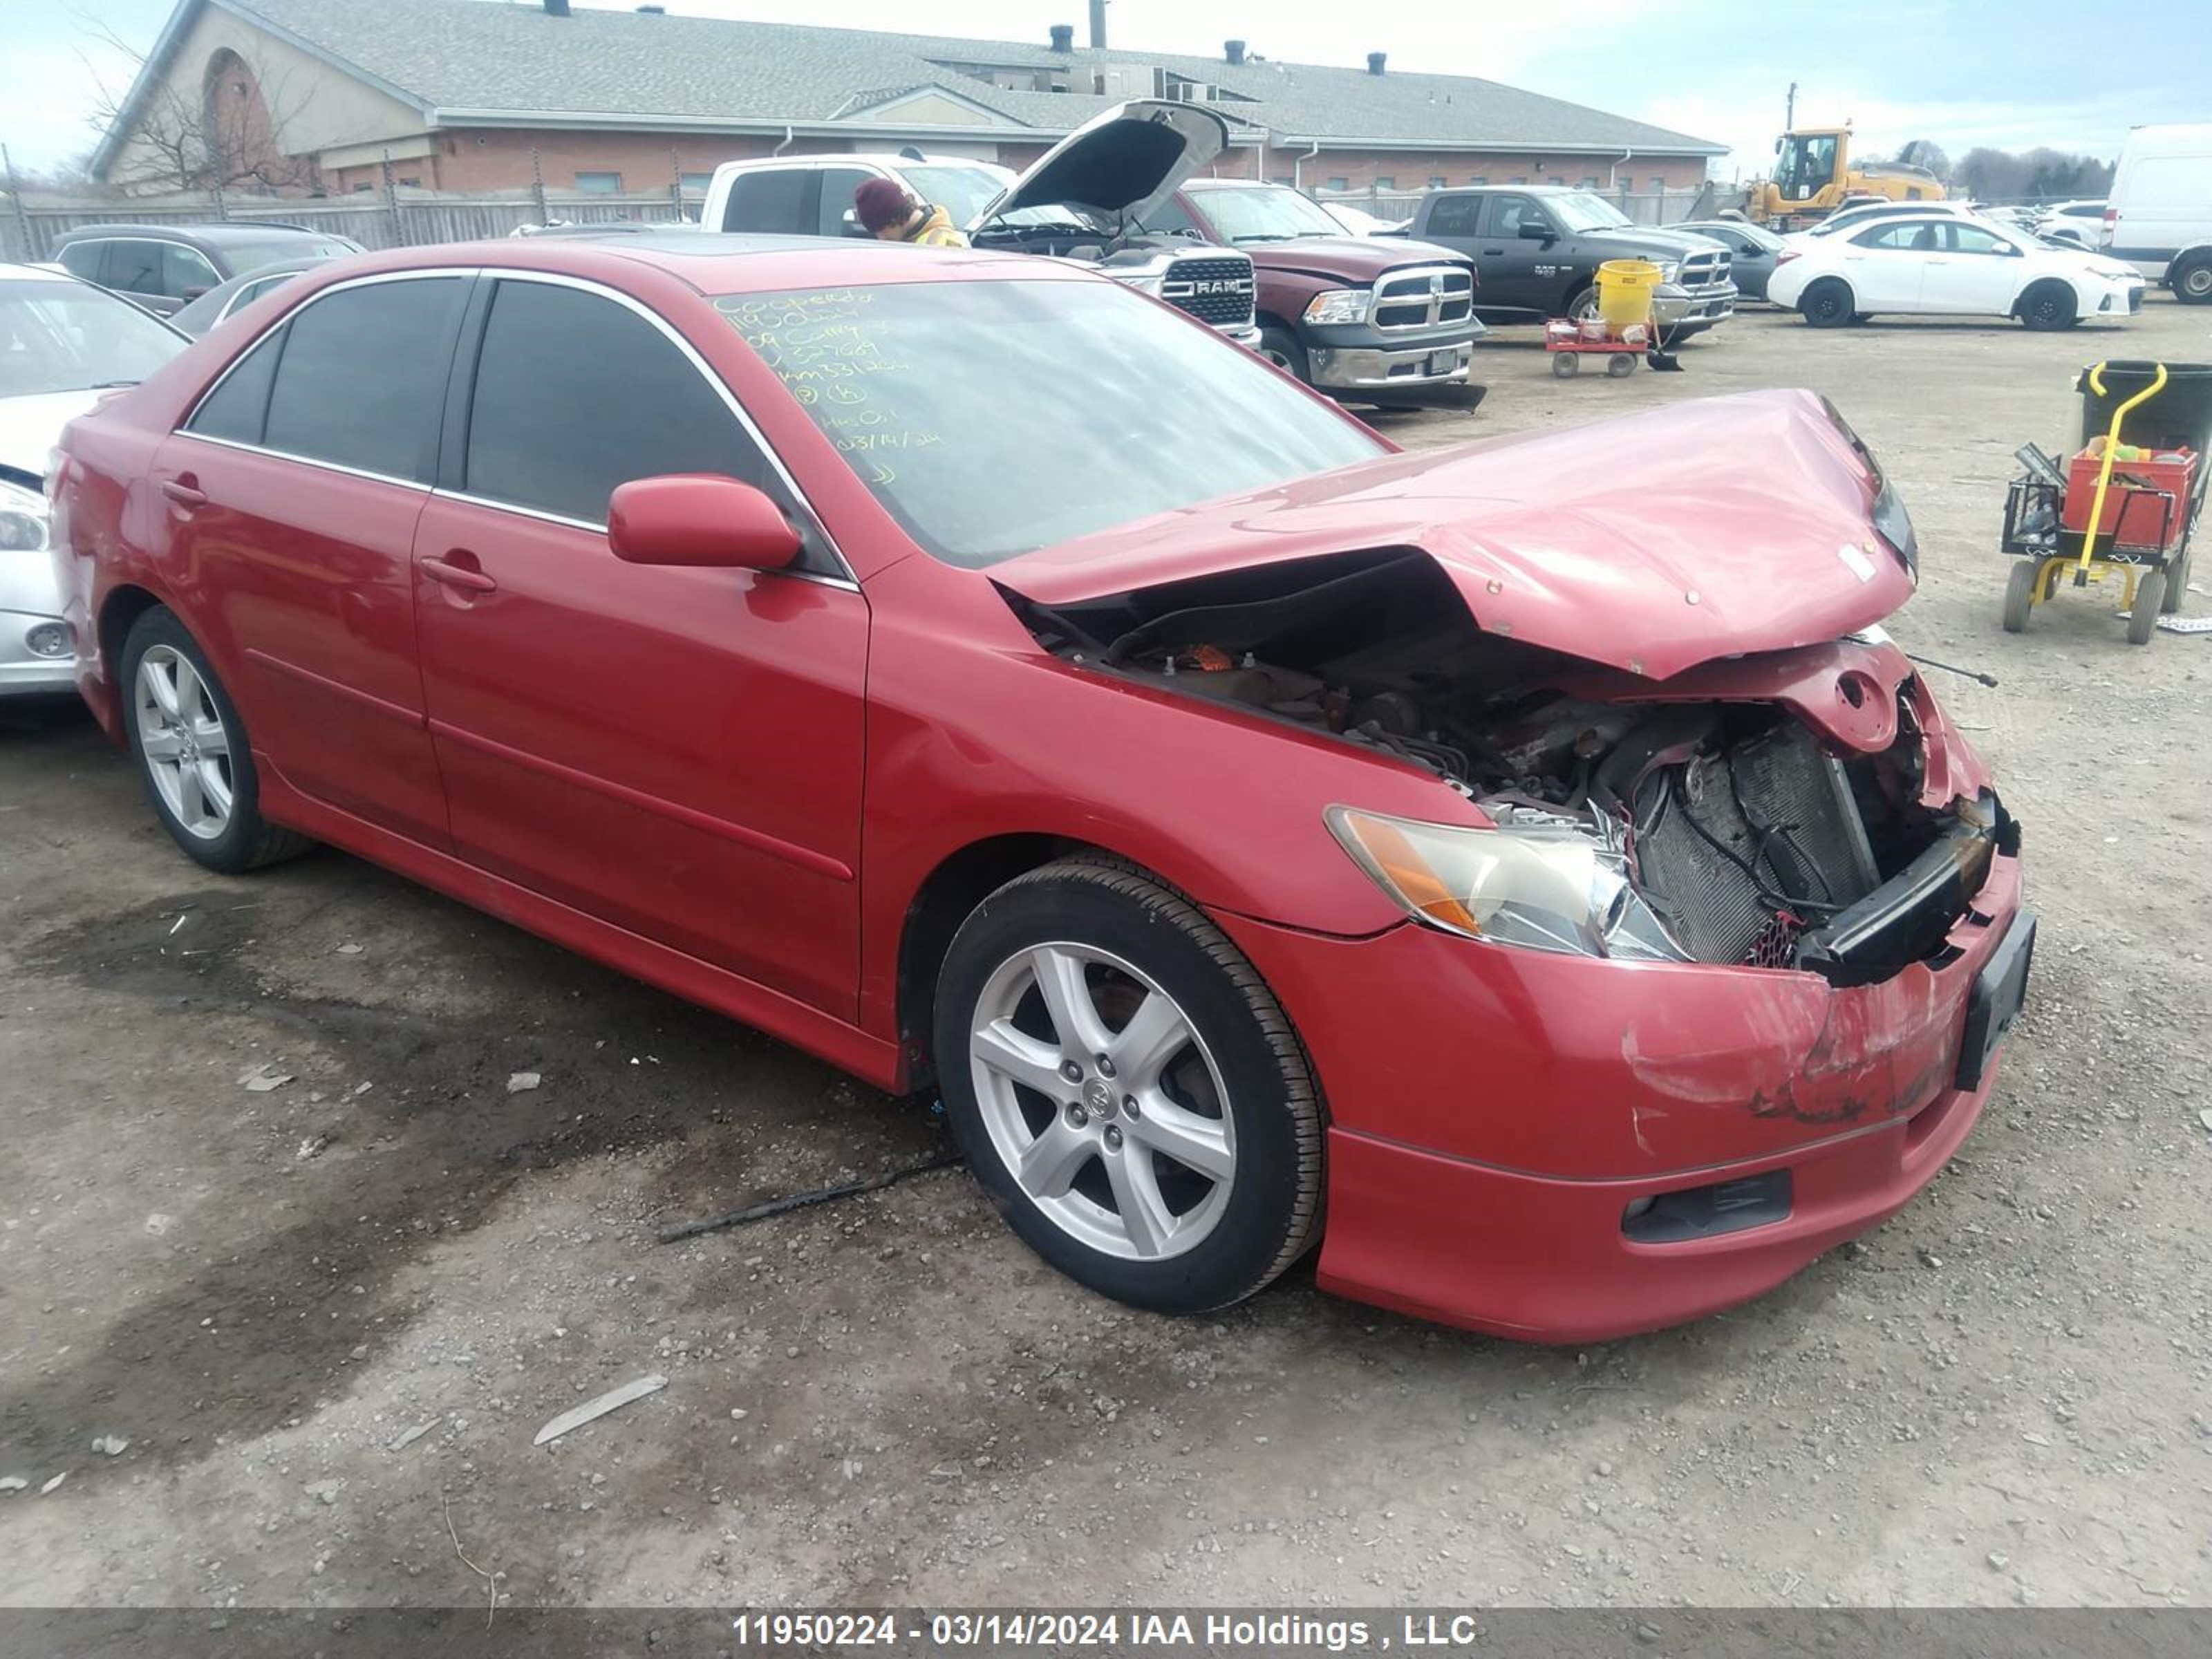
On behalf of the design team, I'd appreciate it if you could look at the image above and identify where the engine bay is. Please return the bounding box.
[1008,549,1996,982]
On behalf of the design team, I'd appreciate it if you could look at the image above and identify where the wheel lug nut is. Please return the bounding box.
[1122,1095,1140,1118]
[1060,1060,1082,1083]
[1103,1125,1123,1150]
[1065,1102,1088,1128]
[1096,1055,1116,1079]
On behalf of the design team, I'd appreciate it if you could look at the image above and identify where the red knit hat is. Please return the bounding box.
[854,177,913,233]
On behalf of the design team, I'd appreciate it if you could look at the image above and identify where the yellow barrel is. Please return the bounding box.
[1595,259,1662,332]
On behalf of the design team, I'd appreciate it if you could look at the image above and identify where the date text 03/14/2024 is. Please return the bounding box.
[730,1611,1501,1650]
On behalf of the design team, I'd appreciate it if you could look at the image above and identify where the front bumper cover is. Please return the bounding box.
[1210,846,2026,1341]
[1309,339,1477,391]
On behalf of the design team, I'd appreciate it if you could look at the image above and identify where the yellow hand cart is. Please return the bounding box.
[1998,359,2211,646]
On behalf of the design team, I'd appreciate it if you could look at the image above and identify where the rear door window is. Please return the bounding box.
[1422,196,1482,237]
[460,278,770,527]
[187,330,286,447]
[813,168,876,237]
[261,276,468,481]
[722,169,808,233]
[101,240,167,297]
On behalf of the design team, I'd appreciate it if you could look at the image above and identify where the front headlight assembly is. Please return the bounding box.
[1327,805,1689,962]
[1304,288,1372,326]
[0,478,49,553]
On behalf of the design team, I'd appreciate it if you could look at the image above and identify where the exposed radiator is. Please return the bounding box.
[1631,727,1880,964]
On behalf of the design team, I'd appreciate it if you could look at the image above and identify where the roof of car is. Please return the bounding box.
[53,221,344,245]
[318,232,1071,294]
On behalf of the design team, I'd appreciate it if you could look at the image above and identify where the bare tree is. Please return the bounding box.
[84,23,319,196]
[1885,139,1951,183]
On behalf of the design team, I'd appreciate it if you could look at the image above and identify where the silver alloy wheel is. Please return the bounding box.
[2181,262,2212,300]
[968,941,1235,1262]
[1259,342,1297,373]
[135,644,234,841]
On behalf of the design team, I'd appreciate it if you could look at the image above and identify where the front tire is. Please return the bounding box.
[1800,279,1853,327]
[2002,561,2038,633]
[1257,326,1311,384]
[122,607,312,874]
[933,859,1323,1315]
[2127,570,2164,644]
[2018,282,2077,331]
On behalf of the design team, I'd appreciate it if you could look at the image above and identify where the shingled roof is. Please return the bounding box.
[104,0,1725,171]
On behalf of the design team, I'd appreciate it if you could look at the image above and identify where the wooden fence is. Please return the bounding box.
[1,191,697,263]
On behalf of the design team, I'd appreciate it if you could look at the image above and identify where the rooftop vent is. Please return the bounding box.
[1089,0,1108,50]
[1367,50,1387,75]
[1225,39,1246,66]
[1050,23,1074,52]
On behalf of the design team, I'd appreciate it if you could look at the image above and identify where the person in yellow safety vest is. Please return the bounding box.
[853,177,969,248]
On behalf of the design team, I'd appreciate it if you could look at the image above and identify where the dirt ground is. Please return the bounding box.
[3,298,2208,1614]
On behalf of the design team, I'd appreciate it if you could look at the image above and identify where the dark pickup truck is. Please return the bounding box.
[1139,179,1485,406]
[1394,185,1737,338]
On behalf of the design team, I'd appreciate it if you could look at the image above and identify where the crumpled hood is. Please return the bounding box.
[0,390,102,483]
[973,99,1228,228]
[997,389,1915,682]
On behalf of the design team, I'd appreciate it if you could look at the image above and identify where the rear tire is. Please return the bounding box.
[2002,561,2038,633]
[1551,352,1579,377]
[2127,571,2164,644]
[1606,352,1635,377]
[1257,326,1311,383]
[1800,279,1853,327]
[932,858,1323,1316]
[121,607,312,874]
[2018,282,2077,331]
[2171,255,2212,305]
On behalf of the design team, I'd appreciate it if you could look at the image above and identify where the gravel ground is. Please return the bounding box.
[2,298,2207,1613]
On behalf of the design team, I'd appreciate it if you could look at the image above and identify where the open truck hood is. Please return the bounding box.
[996,389,1915,682]
[971,99,1229,230]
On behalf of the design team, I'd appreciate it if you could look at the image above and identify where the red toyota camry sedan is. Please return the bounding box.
[50,236,2031,1342]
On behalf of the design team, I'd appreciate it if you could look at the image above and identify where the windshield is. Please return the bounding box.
[1546,191,1633,233]
[899,165,1011,228]
[0,278,184,397]
[718,280,1385,568]
[1191,186,1347,242]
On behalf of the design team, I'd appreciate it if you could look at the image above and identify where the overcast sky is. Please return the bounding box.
[6,0,2207,179]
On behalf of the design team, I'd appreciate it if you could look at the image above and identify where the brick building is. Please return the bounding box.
[92,0,1723,201]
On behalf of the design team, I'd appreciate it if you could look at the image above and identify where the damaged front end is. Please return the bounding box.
[1007,546,2016,989]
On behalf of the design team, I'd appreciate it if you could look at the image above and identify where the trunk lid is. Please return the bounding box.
[996,389,1913,682]
[970,100,1230,231]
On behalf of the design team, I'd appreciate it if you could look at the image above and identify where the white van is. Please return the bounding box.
[2101,123,2212,302]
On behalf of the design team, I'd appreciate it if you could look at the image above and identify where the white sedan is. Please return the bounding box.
[2,263,187,695]
[1768,212,2146,330]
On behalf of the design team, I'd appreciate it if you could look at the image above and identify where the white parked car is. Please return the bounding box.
[1768,211,2146,330]
[2034,200,2107,250]
[1318,202,1403,238]
[2101,123,2212,302]
[1781,198,1983,248]
[1,263,187,696]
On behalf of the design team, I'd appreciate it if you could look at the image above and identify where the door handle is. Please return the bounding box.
[160,478,207,507]
[420,555,497,594]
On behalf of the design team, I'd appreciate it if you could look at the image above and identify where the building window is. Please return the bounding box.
[1427,175,1447,187]
[574,171,624,194]
[1467,175,1487,186]
[679,172,713,193]
[1325,176,1349,191]
[1271,175,1294,187]
[1508,176,1526,185]
[1374,176,1395,189]
[1548,176,1565,186]
[1649,176,1666,192]
[1580,176,1600,188]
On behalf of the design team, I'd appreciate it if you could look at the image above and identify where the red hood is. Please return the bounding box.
[1239,236,1472,283]
[997,389,1913,681]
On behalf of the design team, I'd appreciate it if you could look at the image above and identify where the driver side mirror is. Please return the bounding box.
[1517,220,1554,241]
[608,475,802,571]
